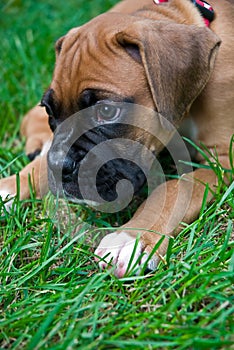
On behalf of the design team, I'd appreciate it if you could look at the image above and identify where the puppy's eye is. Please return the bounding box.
[96,104,120,121]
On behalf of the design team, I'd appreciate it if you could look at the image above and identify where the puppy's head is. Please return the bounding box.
[42,12,220,203]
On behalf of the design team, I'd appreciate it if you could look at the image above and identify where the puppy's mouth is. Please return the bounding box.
[48,140,147,205]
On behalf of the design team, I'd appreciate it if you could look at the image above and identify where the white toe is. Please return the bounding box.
[116,239,142,277]
[95,231,158,278]
[94,231,133,270]
[0,190,15,212]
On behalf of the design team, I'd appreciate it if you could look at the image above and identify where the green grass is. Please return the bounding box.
[0,0,234,349]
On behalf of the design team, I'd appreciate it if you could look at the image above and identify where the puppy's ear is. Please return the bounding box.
[116,21,221,125]
[55,36,65,56]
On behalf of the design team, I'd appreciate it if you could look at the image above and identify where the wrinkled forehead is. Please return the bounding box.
[50,12,143,105]
[65,12,131,40]
[54,12,131,68]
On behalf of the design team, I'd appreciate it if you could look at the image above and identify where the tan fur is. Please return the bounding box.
[21,105,52,155]
[1,0,233,271]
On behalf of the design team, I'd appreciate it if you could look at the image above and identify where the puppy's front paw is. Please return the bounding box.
[94,231,159,278]
[0,177,16,212]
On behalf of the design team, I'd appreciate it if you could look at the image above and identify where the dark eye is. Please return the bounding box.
[96,104,120,121]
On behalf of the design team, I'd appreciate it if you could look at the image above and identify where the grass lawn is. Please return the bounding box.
[0,0,233,349]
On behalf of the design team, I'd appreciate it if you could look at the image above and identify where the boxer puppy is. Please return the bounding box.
[0,0,233,277]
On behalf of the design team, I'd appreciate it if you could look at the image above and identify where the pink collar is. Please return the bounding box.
[153,0,215,27]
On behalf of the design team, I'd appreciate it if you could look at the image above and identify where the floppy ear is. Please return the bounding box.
[116,21,221,125]
[55,36,65,55]
[55,27,80,57]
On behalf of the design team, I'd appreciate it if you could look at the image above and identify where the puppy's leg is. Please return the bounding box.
[95,156,231,278]
[0,105,51,205]
[21,105,52,158]
[0,153,48,209]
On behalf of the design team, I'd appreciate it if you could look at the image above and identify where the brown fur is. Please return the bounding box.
[1,0,233,275]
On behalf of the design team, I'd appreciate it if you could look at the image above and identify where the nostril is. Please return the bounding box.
[63,158,76,174]
[48,149,77,182]
[62,158,76,183]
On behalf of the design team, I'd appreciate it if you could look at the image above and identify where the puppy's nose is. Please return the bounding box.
[62,157,76,182]
[48,150,76,183]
